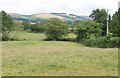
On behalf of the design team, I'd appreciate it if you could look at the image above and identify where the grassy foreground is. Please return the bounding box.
[2,32,118,76]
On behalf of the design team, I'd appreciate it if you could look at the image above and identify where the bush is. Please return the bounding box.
[75,20,103,41]
[81,35,96,47]
[80,36,119,48]
[2,35,10,41]
[80,36,107,48]
[1,11,14,41]
[31,22,47,33]
[76,28,87,41]
[2,34,19,41]
[96,37,108,48]
[22,22,31,31]
[45,18,69,41]
[108,37,120,48]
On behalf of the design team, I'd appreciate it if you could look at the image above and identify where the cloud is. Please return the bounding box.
[0,0,119,15]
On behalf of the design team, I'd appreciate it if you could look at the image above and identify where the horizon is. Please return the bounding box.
[7,12,89,16]
[0,0,119,16]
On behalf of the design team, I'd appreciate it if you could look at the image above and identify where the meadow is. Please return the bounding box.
[2,32,118,76]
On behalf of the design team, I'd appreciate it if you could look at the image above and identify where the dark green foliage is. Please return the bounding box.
[45,18,69,41]
[76,9,119,48]
[108,14,111,26]
[110,8,120,37]
[81,36,120,48]
[108,37,120,48]
[13,21,23,31]
[118,8,120,37]
[76,28,87,41]
[75,19,119,48]
[75,20,103,41]
[1,11,14,41]
[31,22,47,33]
[80,36,107,48]
[89,9,107,23]
[0,12,2,34]
[2,11,13,32]
[22,22,31,31]
[90,9,108,35]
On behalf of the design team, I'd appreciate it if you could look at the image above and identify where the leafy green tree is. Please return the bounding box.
[1,11,13,40]
[13,20,23,31]
[31,21,47,33]
[31,23,40,32]
[90,9,108,35]
[22,21,31,31]
[75,20,103,41]
[45,18,69,40]
[110,8,120,37]
[117,8,120,37]
[0,12,2,34]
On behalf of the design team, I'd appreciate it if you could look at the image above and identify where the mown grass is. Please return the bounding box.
[2,32,118,76]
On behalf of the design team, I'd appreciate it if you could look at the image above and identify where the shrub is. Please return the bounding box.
[22,22,31,31]
[75,20,103,41]
[96,37,108,48]
[80,36,119,48]
[31,22,47,33]
[1,11,14,41]
[108,37,120,48]
[2,35,10,41]
[75,28,87,41]
[80,36,107,48]
[45,18,69,41]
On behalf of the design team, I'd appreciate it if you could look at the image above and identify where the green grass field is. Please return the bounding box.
[2,32,118,76]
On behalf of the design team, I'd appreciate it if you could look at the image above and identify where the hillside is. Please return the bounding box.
[8,13,92,23]
[33,13,63,19]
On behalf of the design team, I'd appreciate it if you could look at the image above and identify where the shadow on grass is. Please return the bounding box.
[43,38,77,42]
[43,37,119,48]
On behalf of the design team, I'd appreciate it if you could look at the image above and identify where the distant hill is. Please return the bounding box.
[33,13,63,19]
[8,13,92,24]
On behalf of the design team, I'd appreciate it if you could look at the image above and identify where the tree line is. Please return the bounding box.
[0,8,120,48]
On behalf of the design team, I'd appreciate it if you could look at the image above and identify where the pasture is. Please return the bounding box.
[2,32,118,76]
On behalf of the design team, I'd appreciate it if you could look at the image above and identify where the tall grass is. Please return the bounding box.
[2,32,118,76]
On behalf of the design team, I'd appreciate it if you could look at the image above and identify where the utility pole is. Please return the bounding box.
[73,16,77,24]
[118,1,120,8]
[106,9,109,35]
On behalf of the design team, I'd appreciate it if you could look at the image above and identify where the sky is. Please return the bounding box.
[0,0,119,16]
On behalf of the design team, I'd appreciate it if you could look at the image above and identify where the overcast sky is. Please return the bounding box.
[0,0,119,16]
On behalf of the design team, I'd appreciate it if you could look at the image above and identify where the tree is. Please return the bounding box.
[108,14,111,26]
[75,20,103,41]
[31,21,47,33]
[13,20,23,31]
[90,9,108,35]
[22,21,31,31]
[45,18,69,40]
[0,12,2,34]
[1,11,13,40]
[110,8,120,37]
[118,8,120,37]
